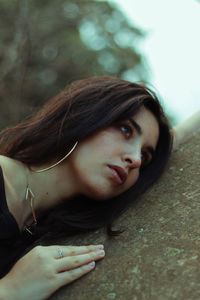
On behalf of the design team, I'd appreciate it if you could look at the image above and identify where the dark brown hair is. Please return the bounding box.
[0,77,173,240]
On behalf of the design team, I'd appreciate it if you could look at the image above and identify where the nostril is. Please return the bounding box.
[125,158,132,164]
[125,156,142,168]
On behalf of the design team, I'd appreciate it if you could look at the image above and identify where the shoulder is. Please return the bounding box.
[0,155,24,188]
[0,156,26,229]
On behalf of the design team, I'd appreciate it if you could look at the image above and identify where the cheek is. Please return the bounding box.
[90,131,119,154]
[78,131,119,161]
[125,170,140,190]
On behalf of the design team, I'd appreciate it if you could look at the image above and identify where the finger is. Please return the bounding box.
[57,261,96,286]
[56,250,105,272]
[51,245,104,259]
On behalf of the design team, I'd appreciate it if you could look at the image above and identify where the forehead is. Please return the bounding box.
[130,106,160,150]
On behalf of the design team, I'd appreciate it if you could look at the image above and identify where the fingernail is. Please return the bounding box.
[98,250,105,257]
[95,244,104,250]
[87,261,95,269]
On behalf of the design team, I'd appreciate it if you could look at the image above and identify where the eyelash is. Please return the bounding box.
[140,152,150,167]
[118,122,133,138]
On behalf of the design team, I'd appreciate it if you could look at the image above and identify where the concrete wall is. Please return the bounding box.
[51,129,200,300]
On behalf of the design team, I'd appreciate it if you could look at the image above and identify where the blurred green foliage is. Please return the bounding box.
[0,0,146,129]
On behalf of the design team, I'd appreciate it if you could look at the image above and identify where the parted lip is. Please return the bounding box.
[108,164,128,184]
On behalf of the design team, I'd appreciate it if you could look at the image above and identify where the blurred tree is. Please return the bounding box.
[0,0,146,128]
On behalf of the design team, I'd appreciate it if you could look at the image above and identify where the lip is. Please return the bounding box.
[108,165,128,185]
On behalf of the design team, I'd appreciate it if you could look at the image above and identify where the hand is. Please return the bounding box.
[0,244,105,300]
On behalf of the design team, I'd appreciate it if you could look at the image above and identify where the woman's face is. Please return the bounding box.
[69,106,159,200]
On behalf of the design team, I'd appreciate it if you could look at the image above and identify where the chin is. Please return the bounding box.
[85,190,112,201]
[80,174,126,201]
[84,184,123,201]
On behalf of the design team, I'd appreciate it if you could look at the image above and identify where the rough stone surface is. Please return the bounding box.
[51,130,200,300]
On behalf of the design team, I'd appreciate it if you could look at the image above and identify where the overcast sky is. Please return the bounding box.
[106,0,200,124]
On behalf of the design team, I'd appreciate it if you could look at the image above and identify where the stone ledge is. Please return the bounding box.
[51,129,200,300]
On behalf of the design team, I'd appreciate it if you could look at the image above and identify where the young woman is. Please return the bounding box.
[0,77,198,299]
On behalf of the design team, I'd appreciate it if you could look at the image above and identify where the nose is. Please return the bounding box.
[122,151,142,169]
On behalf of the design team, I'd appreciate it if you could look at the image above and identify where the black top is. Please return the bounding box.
[0,166,31,278]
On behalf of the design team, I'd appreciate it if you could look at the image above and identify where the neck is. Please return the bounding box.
[0,155,80,231]
[24,161,79,226]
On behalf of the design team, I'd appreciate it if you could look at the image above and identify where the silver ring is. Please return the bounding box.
[57,248,63,258]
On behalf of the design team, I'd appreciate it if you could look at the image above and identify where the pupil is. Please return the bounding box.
[123,126,130,135]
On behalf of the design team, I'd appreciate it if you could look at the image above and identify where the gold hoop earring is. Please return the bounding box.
[31,141,78,173]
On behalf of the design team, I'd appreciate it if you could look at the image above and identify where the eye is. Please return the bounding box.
[119,123,133,138]
[140,152,152,168]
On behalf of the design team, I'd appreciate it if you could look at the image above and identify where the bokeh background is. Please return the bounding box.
[0,0,199,130]
[108,0,200,124]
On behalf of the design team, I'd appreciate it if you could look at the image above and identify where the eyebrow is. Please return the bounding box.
[128,118,156,157]
[128,118,142,135]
